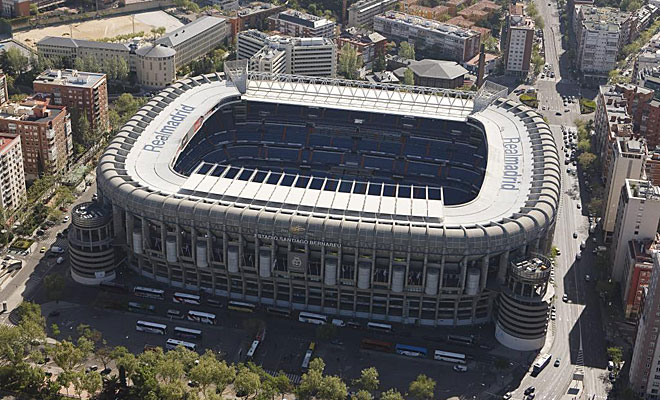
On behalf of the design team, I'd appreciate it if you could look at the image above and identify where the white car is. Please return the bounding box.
[50,246,65,254]
[56,256,64,265]
[62,216,70,223]
[453,365,468,372]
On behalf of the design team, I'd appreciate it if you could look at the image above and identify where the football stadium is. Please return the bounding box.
[94,65,560,349]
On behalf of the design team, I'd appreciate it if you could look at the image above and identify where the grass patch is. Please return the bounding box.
[580,98,596,114]
[519,93,539,108]
[10,238,34,251]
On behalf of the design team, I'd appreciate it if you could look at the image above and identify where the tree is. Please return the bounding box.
[403,68,414,85]
[408,374,435,400]
[398,41,415,60]
[353,367,379,392]
[355,390,373,400]
[235,367,261,399]
[44,273,66,303]
[29,3,38,14]
[273,373,291,399]
[81,370,102,398]
[338,44,363,80]
[189,350,236,398]
[577,139,591,152]
[578,152,597,170]
[0,48,28,76]
[116,56,129,81]
[318,375,347,400]
[607,346,623,365]
[373,54,386,72]
[51,340,88,373]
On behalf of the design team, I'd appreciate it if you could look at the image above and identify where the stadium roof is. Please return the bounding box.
[113,73,558,228]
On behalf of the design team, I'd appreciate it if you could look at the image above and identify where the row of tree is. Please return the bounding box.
[0,301,440,400]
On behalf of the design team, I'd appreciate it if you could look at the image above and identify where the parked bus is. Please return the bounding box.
[228,301,256,313]
[433,350,467,364]
[266,307,291,318]
[532,353,552,376]
[395,344,427,358]
[301,342,316,372]
[172,292,201,305]
[367,322,392,333]
[298,312,327,325]
[128,301,156,314]
[174,327,202,340]
[135,320,167,335]
[166,338,196,352]
[134,286,165,300]
[447,335,474,346]
[187,310,216,325]
[99,281,128,293]
[360,339,394,353]
[246,340,260,360]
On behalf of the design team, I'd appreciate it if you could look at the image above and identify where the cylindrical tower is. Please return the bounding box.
[68,201,115,285]
[495,255,552,351]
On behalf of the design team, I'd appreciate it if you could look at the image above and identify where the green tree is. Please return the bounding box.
[81,370,102,397]
[607,346,623,365]
[235,366,261,399]
[51,340,88,373]
[44,273,65,303]
[408,374,436,400]
[297,359,325,400]
[273,372,291,399]
[373,53,386,72]
[353,367,379,392]
[0,48,29,76]
[116,56,129,81]
[189,350,236,398]
[355,390,373,400]
[319,375,347,400]
[577,139,591,152]
[403,68,414,85]
[398,41,415,60]
[338,44,363,80]
[578,152,597,170]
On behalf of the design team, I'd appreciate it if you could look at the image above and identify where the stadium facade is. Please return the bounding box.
[95,66,560,350]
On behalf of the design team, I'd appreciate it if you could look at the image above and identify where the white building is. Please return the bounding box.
[575,6,631,76]
[135,45,177,89]
[374,11,481,63]
[602,138,646,242]
[0,133,25,212]
[611,179,660,282]
[503,13,535,75]
[237,30,336,77]
[348,0,398,28]
[267,9,336,38]
[155,16,229,68]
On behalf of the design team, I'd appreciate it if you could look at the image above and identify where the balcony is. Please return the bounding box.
[46,129,56,140]
[48,147,58,161]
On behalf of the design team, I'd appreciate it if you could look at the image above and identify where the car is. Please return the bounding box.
[50,246,65,254]
[87,365,98,372]
[59,206,68,212]
[527,394,535,400]
[503,393,513,400]
[585,274,591,282]
[62,216,70,223]
[550,312,556,320]
[576,251,581,260]
[40,246,46,253]
[92,194,98,201]
[551,304,556,310]
[554,357,561,367]
[556,248,561,255]
[524,386,536,395]
[609,372,616,381]
[453,365,468,372]
[347,321,361,329]
[573,232,578,239]
[100,368,112,376]
[580,241,586,249]
[562,294,569,302]
[608,361,614,370]
[56,257,64,265]
[556,112,562,116]
[36,229,45,236]
[577,203,581,209]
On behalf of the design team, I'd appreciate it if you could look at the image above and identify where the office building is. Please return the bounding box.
[155,16,229,68]
[267,9,336,38]
[33,69,109,135]
[611,179,660,282]
[602,138,646,242]
[622,236,660,318]
[237,30,337,77]
[575,6,631,77]
[0,97,72,180]
[0,134,25,211]
[348,0,398,27]
[374,11,481,63]
[630,251,660,396]
[502,7,535,76]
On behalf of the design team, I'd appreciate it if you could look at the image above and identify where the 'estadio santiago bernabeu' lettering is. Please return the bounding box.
[143,105,195,153]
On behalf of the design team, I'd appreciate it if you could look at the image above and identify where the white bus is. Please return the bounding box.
[187,310,216,325]
[246,340,260,360]
[134,286,165,300]
[174,326,202,340]
[367,322,392,333]
[172,292,201,305]
[228,301,256,313]
[301,342,316,372]
[433,350,467,364]
[135,320,167,335]
[532,353,552,375]
[166,338,196,352]
[298,312,327,325]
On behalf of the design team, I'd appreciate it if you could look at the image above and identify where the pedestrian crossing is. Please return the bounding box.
[264,369,301,385]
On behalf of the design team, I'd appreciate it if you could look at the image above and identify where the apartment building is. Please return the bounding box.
[630,4,658,42]
[336,28,387,69]
[374,11,481,63]
[237,30,337,77]
[0,98,72,180]
[267,9,336,38]
[575,6,631,77]
[616,83,660,150]
[1,0,30,17]
[630,252,660,397]
[348,0,398,28]
[648,147,660,186]
[0,134,25,212]
[0,73,7,106]
[595,85,634,180]
[502,6,535,76]
[457,0,499,23]
[228,2,285,38]
[622,236,660,318]
[611,179,660,282]
[155,16,229,68]
[602,138,647,242]
[405,4,450,21]
[33,69,109,135]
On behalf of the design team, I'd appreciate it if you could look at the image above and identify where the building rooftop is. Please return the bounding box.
[340,27,387,44]
[0,134,19,154]
[156,16,226,48]
[348,0,397,11]
[34,69,106,88]
[510,14,535,28]
[37,36,129,51]
[274,9,334,29]
[233,1,280,17]
[628,235,660,263]
[0,98,63,123]
[377,11,480,39]
[580,6,631,32]
[407,59,468,80]
[600,85,633,136]
[626,179,660,200]
[135,44,176,58]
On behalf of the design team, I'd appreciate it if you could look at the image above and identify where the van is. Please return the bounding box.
[608,361,614,371]
[331,319,346,327]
